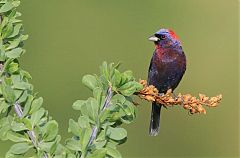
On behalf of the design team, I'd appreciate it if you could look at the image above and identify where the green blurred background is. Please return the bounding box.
[0,0,239,157]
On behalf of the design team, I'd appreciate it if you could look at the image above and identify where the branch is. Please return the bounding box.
[136,80,222,114]
[87,86,113,152]
[13,103,49,158]
[0,1,73,157]
[102,86,113,111]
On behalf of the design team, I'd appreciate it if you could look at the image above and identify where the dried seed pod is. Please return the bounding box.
[136,80,222,115]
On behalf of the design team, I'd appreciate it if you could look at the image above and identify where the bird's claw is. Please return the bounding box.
[173,92,184,106]
[159,93,164,97]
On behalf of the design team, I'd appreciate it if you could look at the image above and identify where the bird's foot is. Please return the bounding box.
[158,93,168,108]
[159,93,165,97]
[172,92,184,106]
[172,92,178,100]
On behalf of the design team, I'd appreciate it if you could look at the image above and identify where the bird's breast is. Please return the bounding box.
[148,47,186,92]
[154,47,185,64]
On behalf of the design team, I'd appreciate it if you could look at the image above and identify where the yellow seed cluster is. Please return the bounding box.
[137,80,222,114]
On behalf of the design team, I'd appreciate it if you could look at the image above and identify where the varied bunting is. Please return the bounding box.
[148,29,186,136]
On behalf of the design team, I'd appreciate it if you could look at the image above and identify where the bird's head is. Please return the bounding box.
[149,29,181,49]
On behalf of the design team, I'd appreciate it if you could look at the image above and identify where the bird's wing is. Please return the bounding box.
[147,56,158,85]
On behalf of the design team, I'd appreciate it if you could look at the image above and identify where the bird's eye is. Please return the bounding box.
[160,35,166,40]
[154,34,166,40]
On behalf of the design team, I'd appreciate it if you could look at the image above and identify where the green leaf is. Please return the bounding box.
[37,135,59,154]
[65,138,81,151]
[80,98,98,121]
[96,128,107,142]
[87,97,99,120]
[106,147,122,158]
[50,136,61,155]
[100,61,109,80]
[93,87,102,105]
[17,90,28,103]
[13,81,31,90]
[0,16,9,30]
[0,2,14,13]
[38,141,54,153]
[22,95,33,117]
[1,79,15,103]
[0,116,12,141]
[36,150,47,158]
[120,70,133,85]
[2,22,13,38]
[80,127,92,152]
[30,97,43,114]
[11,74,21,83]
[113,69,121,87]
[9,23,22,38]
[78,115,90,129]
[68,119,81,136]
[119,81,138,96]
[8,62,19,73]
[30,108,45,127]
[20,69,32,80]
[7,35,28,50]
[87,148,107,158]
[117,100,136,119]
[93,140,107,149]
[0,100,10,114]
[6,48,23,59]
[12,1,21,8]
[107,108,125,123]
[13,89,23,101]
[135,82,143,92]
[21,118,31,130]
[9,143,31,155]
[7,9,17,20]
[105,140,119,149]
[82,74,98,90]
[42,120,58,142]
[99,109,110,124]
[111,94,126,105]
[107,127,127,141]
[7,131,29,142]
[11,121,27,132]
[72,100,85,111]
[5,48,23,59]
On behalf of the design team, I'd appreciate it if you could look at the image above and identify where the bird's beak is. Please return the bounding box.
[148,36,159,42]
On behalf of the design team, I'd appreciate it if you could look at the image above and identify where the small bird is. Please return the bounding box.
[148,28,186,136]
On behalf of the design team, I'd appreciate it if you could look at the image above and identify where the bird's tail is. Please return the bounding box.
[149,103,162,136]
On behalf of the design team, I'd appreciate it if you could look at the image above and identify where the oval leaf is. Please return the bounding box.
[72,100,85,111]
[82,75,98,90]
[42,120,58,142]
[107,127,127,141]
[9,143,31,154]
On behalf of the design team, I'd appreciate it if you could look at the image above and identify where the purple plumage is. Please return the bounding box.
[148,29,186,136]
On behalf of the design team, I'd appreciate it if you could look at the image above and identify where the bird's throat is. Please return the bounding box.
[155,45,164,58]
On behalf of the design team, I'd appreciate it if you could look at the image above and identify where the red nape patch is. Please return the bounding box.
[168,29,179,40]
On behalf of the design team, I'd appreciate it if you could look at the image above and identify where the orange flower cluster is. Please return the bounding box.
[137,80,222,114]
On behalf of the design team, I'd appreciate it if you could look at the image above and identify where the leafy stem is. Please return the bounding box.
[13,102,49,158]
[86,86,113,155]
[0,0,72,157]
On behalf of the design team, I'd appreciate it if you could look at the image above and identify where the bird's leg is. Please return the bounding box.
[158,92,168,108]
[173,92,184,106]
